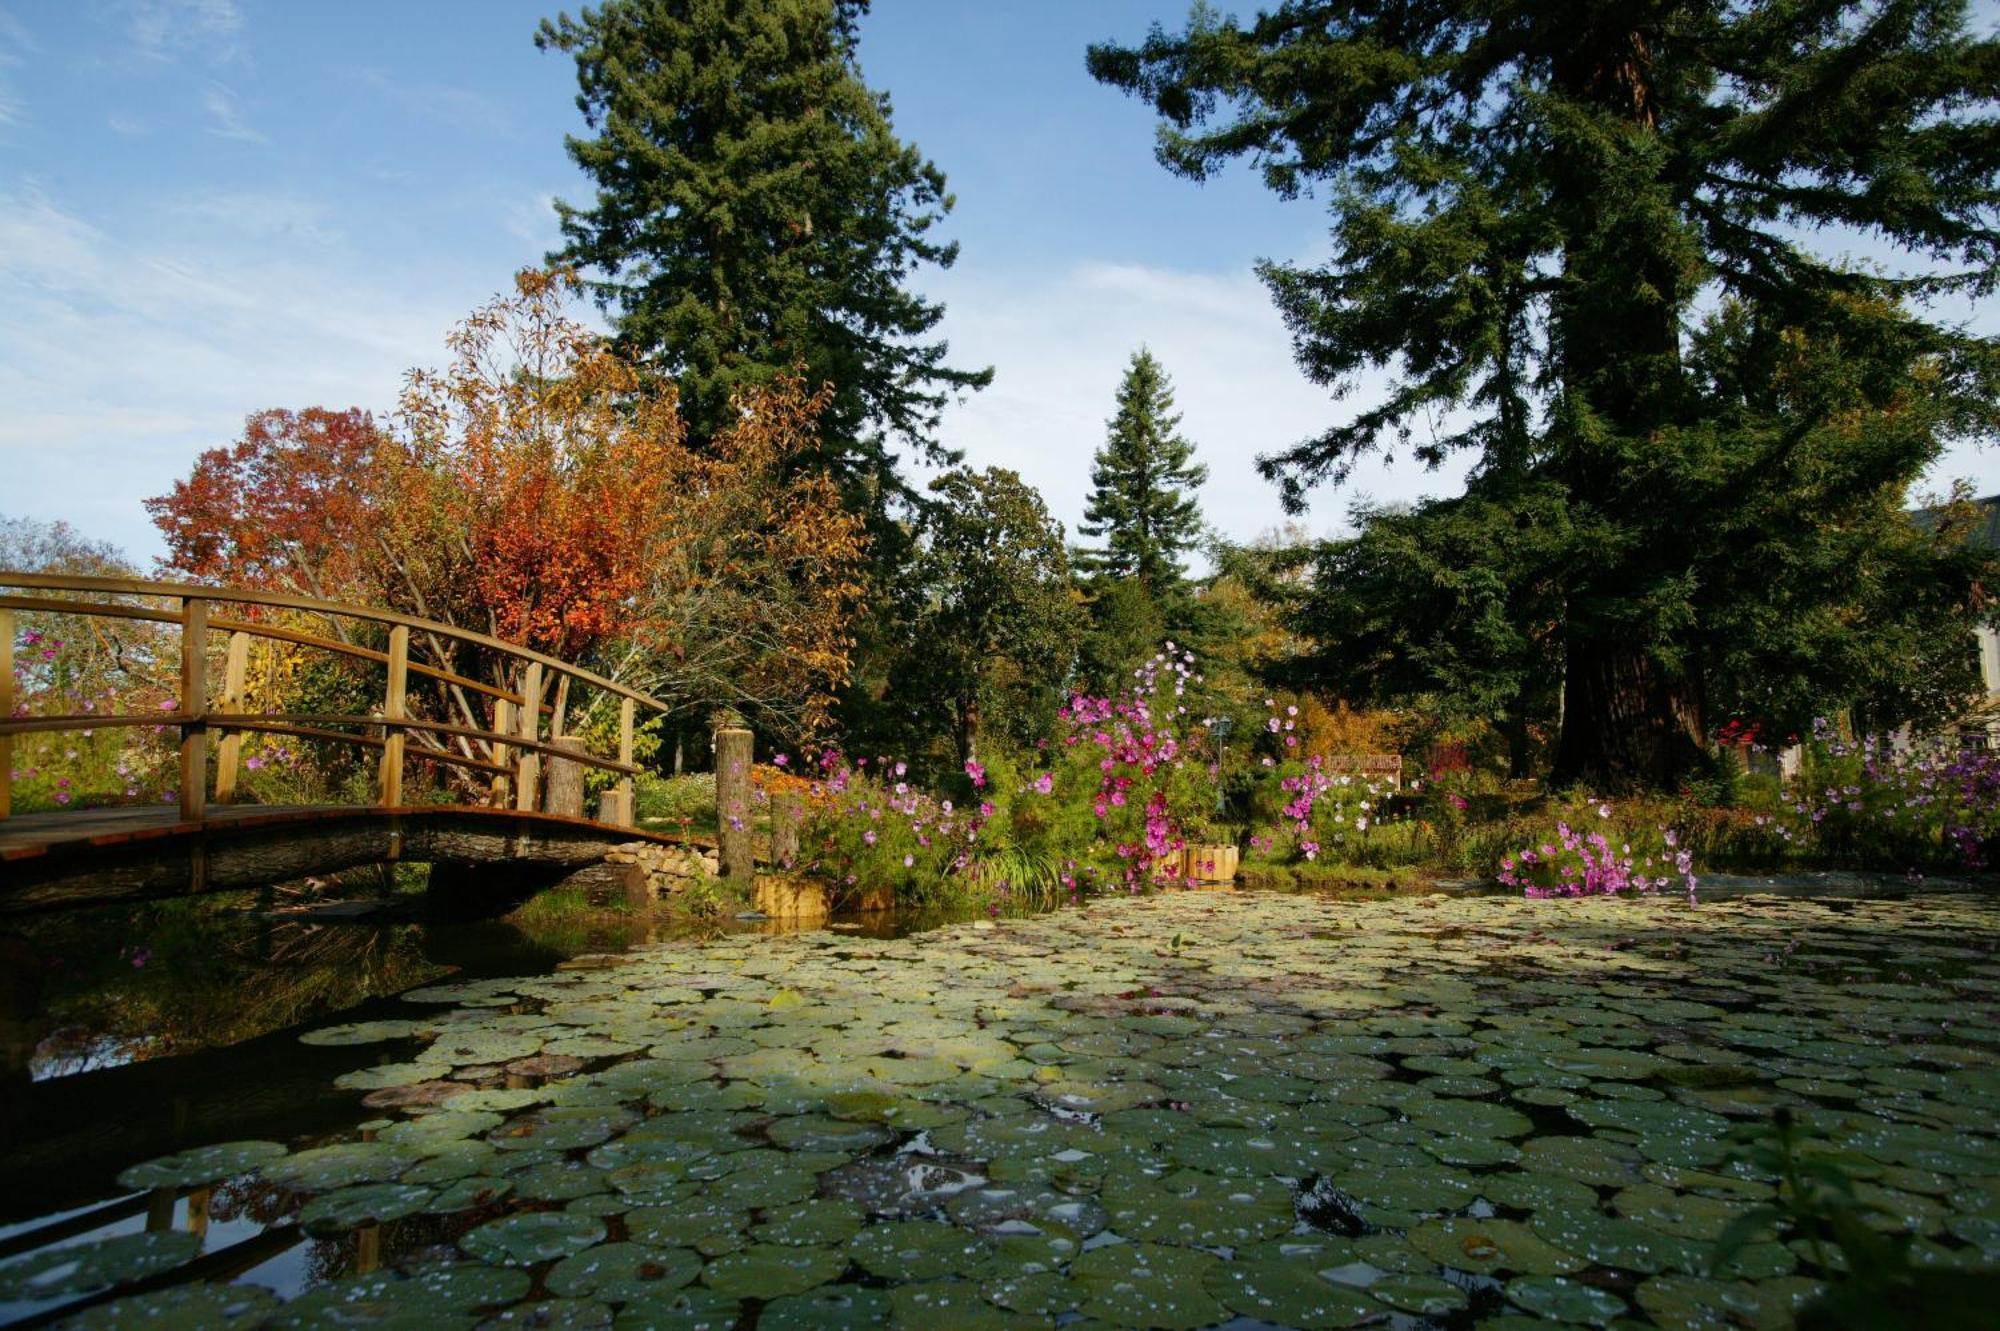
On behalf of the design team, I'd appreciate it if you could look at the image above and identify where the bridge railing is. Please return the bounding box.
[0,572,671,827]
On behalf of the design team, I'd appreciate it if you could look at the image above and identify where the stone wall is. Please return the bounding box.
[602,841,720,900]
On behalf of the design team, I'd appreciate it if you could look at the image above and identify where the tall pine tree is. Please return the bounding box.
[1092,1,2000,790]
[537,0,990,512]
[1076,349,1209,593]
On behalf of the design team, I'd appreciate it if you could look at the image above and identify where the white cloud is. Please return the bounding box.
[126,0,243,64]
[921,260,1477,554]
[0,183,473,561]
[201,82,262,143]
[0,4,31,126]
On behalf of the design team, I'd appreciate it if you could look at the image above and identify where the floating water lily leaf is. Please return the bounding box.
[1203,1258,1385,1328]
[609,1287,740,1331]
[380,1112,506,1151]
[264,1142,418,1192]
[1634,1273,1824,1329]
[1530,1207,1702,1274]
[0,1232,200,1301]
[51,1281,280,1329]
[300,1020,427,1047]
[459,1212,607,1265]
[1407,1217,1588,1277]
[755,1199,866,1247]
[699,1243,847,1299]
[334,1062,453,1091]
[759,1286,893,1331]
[848,1220,994,1280]
[1406,1098,1534,1139]
[299,1182,436,1234]
[512,1163,611,1202]
[765,1115,894,1152]
[1371,1271,1470,1315]
[116,1140,286,1190]
[1070,1241,1226,1330]
[545,1242,701,1301]
[426,1176,513,1213]
[1505,1275,1630,1325]
[478,1298,611,1327]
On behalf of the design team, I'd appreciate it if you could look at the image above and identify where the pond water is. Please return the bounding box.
[2,889,1998,1328]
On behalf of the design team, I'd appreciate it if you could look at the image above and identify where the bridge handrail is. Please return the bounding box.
[0,570,666,828]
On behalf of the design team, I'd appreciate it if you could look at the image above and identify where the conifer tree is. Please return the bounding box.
[538,0,990,512]
[1093,1,2000,789]
[1076,349,1209,594]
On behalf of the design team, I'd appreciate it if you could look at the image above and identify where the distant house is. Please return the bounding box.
[1920,494,1999,746]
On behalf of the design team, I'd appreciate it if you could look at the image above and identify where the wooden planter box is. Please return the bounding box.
[1183,844,1239,885]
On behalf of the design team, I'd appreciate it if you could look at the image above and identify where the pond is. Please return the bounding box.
[2,889,1997,1328]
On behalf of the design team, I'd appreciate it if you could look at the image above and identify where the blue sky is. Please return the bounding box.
[1,0,1994,564]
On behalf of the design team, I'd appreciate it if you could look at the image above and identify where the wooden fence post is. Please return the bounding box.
[214,631,251,804]
[377,625,409,808]
[179,597,208,822]
[514,663,543,812]
[771,792,802,867]
[491,698,514,807]
[543,737,587,818]
[616,697,636,827]
[0,606,12,820]
[714,725,754,883]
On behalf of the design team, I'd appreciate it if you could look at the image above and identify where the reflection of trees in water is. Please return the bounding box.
[29,902,447,1071]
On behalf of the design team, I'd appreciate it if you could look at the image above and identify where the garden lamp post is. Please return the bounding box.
[1212,715,1233,819]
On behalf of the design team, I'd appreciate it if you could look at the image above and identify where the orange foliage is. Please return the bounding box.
[150,269,867,737]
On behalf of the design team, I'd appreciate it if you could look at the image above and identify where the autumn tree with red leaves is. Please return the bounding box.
[149,270,867,755]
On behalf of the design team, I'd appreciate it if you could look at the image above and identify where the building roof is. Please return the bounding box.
[1911,494,1999,549]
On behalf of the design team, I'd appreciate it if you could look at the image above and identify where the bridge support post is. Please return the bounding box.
[544,737,587,818]
[714,725,753,884]
[214,631,250,804]
[178,598,208,823]
[514,664,543,813]
[377,625,409,808]
[616,697,636,827]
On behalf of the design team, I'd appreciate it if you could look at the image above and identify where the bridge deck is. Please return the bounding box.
[0,803,682,862]
[0,804,701,914]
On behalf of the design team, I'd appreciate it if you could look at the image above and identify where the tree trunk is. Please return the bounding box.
[1552,633,1705,792]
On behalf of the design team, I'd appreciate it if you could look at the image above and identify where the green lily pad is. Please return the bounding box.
[755,1199,867,1247]
[848,1220,994,1280]
[609,1287,741,1331]
[1203,1258,1386,1327]
[333,1061,453,1091]
[1530,1207,1702,1274]
[1103,1168,1296,1247]
[426,1176,514,1213]
[545,1242,701,1301]
[0,1232,201,1301]
[459,1212,607,1265]
[49,1282,280,1329]
[1505,1275,1630,1324]
[1408,1217,1589,1277]
[301,1020,427,1046]
[699,1243,847,1299]
[1070,1241,1227,1330]
[299,1182,436,1234]
[478,1298,610,1327]
[760,1287,894,1331]
[263,1142,419,1192]
[116,1140,287,1190]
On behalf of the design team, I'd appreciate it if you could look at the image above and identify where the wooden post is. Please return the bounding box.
[514,663,543,812]
[0,606,12,820]
[213,631,251,804]
[543,737,587,818]
[178,597,208,823]
[714,725,754,884]
[616,696,636,827]
[771,792,802,867]
[490,698,515,807]
[377,625,409,808]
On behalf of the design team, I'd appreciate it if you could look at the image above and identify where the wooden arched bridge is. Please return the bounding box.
[0,572,711,915]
